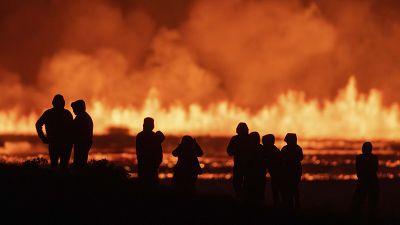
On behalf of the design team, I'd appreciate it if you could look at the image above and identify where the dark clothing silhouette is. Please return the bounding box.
[36,95,73,170]
[262,136,282,207]
[72,111,93,167]
[242,132,266,202]
[172,136,203,194]
[280,133,303,209]
[136,118,164,187]
[227,124,250,197]
[352,142,379,217]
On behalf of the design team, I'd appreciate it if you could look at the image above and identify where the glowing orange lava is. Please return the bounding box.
[0,77,399,139]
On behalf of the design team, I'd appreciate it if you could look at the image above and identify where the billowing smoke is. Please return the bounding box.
[1,0,400,114]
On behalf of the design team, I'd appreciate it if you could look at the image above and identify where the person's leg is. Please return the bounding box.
[82,142,92,166]
[271,177,281,207]
[233,167,244,197]
[48,144,59,171]
[352,183,367,217]
[294,184,301,210]
[60,143,72,171]
[368,182,379,218]
[73,144,84,168]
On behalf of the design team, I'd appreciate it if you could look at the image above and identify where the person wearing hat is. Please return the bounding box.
[36,94,73,171]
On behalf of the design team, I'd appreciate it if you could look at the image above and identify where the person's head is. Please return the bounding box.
[52,94,65,109]
[362,142,373,154]
[249,132,261,145]
[71,99,86,115]
[181,135,194,146]
[143,117,155,131]
[284,133,297,145]
[155,131,165,143]
[236,122,249,136]
[262,134,275,145]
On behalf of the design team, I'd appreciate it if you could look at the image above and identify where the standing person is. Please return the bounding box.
[136,117,164,187]
[280,133,303,210]
[262,134,282,208]
[71,100,93,168]
[352,142,379,218]
[227,122,250,197]
[36,94,73,171]
[172,136,203,194]
[243,132,266,202]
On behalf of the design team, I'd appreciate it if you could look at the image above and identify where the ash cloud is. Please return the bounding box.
[0,0,400,113]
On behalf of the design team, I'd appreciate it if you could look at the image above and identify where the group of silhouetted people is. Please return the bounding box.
[35,95,380,217]
[135,117,203,193]
[36,94,93,170]
[227,123,303,209]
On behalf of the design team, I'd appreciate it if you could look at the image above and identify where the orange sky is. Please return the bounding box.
[1,0,400,138]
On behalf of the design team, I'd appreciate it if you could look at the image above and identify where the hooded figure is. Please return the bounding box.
[71,100,93,168]
[227,122,250,197]
[172,136,203,194]
[36,94,73,171]
[280,133,303,209]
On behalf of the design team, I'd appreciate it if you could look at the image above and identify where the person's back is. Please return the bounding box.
[280,133,303,209]
[73,112,93,144]
[172,136,203,193]
[281,143,303,179]
[262,134,282,177]
[136,130,162,169]
[262,134,282,207]
[243,132,266,202]
[136,117,164,186]
[36,95,73,170]
[38,108,73,144]
[228,134,251,169]
[227,122,250,197]
[356,153,378,183]
[352,142,379,218]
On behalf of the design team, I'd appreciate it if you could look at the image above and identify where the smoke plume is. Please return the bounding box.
[1,0,400,115]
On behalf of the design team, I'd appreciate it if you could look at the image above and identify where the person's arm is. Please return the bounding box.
[227,137,235,156]
[355,155,361,179]
[135,134,144,162]
[172,144,182,157]
[298,146,304,161]
[373,155,379,172]
[35,112,48,143]
[193,139,204,157]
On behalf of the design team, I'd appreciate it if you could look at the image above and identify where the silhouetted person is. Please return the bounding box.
[136,117,164,187]
[36,94,73,171]
[243,132,266,202]
[172,136,203,194]
[280,133,303,210]
[227,122,250,197]
[262,134,282,208]
[352,142,379,218]
[71,100,93,168]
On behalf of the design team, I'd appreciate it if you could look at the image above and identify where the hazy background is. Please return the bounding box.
[0,0,399,114]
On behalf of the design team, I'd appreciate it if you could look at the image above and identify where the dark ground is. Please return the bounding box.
[0,159,399,225]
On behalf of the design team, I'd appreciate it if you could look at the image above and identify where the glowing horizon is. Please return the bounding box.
[1,77,399,140]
